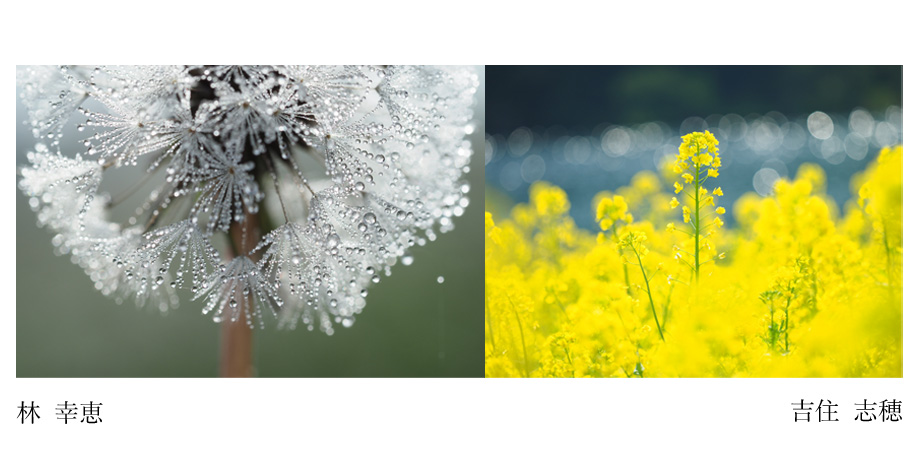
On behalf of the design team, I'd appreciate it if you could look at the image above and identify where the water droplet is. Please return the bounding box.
[437,276,445,284]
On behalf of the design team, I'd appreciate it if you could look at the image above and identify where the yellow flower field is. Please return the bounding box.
[485,133,902,378]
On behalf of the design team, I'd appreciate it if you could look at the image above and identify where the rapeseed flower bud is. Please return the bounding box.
[596,195,629,229]
[597,195,629,221]
[533,182,571,218]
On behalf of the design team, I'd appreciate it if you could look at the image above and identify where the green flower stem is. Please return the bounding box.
[485,284,496,351]
[631,244,665,342]
[562,343,575,378]
[783,296,791,353]
[769,301,776,349]
[509,297,530,377]
[611,221,633,296]
[661,282,675,328]
[694,158,701,283]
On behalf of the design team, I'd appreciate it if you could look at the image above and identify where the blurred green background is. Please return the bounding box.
[16,67,485,377]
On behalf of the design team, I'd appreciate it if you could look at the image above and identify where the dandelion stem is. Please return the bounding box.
[221,212,260,377]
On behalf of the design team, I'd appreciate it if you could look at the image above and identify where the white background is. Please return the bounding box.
[3,1,915,458]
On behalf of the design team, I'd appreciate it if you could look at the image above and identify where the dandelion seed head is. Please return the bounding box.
[18,65,479,331]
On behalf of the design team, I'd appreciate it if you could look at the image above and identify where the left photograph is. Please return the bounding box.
[16,65,485,377]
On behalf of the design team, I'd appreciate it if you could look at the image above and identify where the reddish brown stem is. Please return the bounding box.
[220,213,261,377]
[220,313,252,377]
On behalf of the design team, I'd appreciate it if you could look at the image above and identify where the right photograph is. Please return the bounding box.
[484,66,902,377]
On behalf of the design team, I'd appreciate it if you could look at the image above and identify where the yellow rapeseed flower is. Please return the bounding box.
[595,197,613,221]
[596,195,630,231]
[485,211,503,245]
[532,182,570,217]
[617,231,649,256]
[596,195,628,222]
[486,144,901,379]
